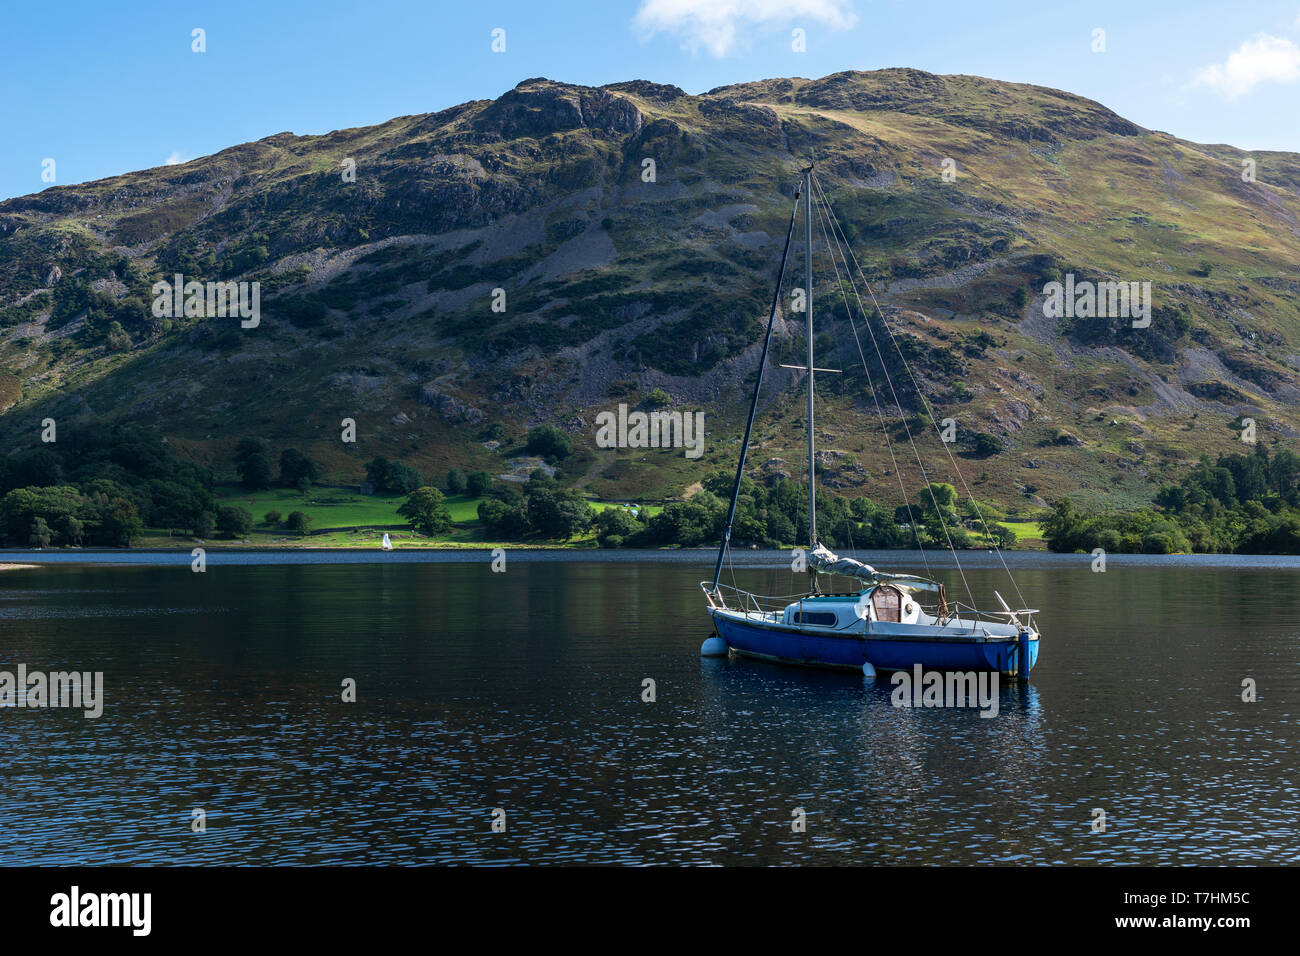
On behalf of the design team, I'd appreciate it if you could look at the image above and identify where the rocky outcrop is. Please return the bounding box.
[420,384,485,425]
[473,79,642,140]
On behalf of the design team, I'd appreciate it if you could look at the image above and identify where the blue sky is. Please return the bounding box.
[3,0,1300,200]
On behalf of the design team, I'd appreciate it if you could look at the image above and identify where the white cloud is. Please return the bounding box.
[164,150,190,166]
[1191,33,1300,99]
[634,0,857,57]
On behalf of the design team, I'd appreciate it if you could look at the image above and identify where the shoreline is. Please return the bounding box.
[2,549,1299,570]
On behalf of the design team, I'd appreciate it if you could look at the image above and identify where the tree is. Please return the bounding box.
[524,469,557,495]
[19,449,63,486]
[364,457,423,494]
[398,486,453,536]
[278,448,319,487]
[766,510,796,546]
[971,432,1003,457]
[915,483,960,546]
[57,514,85,546]
[105,321,132,351]
[285,511,312,534]
[366,457,424,494]
[594,507,642,548]
[446,469,467,494]
[365,457,391,490]
[147,478,214,532]
[987,524,1017,549]
[478,498,528,538]
[641,495,723,547]
[947,526,973,549]
[385,462,424,495]
[894,503,920,527]
[525,488,593,539]
[964,498,1007,523]
[1042,499,1084,552]
[29,517,52,548]
[1,485,83,543]
[96,497,143,546]
[263,510,281,526]
[216,505,254,538]
[194,511,216,537]
[234,438,273,491]
[526,424,571,460]
[465,470,493,497]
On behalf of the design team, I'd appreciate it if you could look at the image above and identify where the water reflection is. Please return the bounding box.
[0,558,1295,865]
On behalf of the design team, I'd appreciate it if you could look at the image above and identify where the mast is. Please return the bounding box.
[804,165,817,565]
[710,179,804,592]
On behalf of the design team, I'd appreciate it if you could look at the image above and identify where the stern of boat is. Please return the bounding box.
[1003,627,1039,681]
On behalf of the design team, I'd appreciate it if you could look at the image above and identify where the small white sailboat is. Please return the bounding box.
[381,533,393,550]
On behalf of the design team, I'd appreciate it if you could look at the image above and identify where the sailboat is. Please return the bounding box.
[701,166,1041,680]
[381,532,393,550]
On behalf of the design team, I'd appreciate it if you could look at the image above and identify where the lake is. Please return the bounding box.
[0,549,1296,865]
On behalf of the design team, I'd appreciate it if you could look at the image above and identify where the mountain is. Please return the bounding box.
[3,68,1299,513]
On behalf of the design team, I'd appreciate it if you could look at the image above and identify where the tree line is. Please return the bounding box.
[1,426,204,546]
[386,466,1015,550]
[1043,444,1300,554]
[0,426,431,546]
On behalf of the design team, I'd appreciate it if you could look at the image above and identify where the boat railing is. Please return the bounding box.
[696,580,1040,632]
[700,581,806,619]
[703,582,1037,631]
[942,600,1039,631]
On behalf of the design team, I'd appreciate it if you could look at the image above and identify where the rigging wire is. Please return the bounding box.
[810,193,933,579]
[812,172,1030,610]
[811,175,975,608]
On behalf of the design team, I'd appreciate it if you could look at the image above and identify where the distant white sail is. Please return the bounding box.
[381,533,393,550]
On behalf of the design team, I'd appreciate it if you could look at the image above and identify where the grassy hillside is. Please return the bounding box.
[2,69,1299,516]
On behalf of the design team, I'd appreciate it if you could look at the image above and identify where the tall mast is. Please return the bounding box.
[804,165,817,557]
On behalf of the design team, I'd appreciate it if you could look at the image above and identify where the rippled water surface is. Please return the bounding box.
[1,551,1296,865]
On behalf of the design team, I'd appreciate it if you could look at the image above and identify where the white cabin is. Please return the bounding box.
[782,584,924,629]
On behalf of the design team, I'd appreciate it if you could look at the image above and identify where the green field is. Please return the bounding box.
[214,487,402,526]
[213,485,473,529]
[999,521,1045,545]
[181,485,654,548]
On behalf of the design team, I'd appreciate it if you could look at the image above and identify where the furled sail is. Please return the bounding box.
[808,543,940,593]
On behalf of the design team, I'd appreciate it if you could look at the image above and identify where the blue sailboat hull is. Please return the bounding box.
[710,613,1039,677]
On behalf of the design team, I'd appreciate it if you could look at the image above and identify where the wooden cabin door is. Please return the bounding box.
[871,585,902,623]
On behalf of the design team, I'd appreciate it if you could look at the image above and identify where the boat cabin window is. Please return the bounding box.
[791,610,837,627]
[870,586,902,623]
